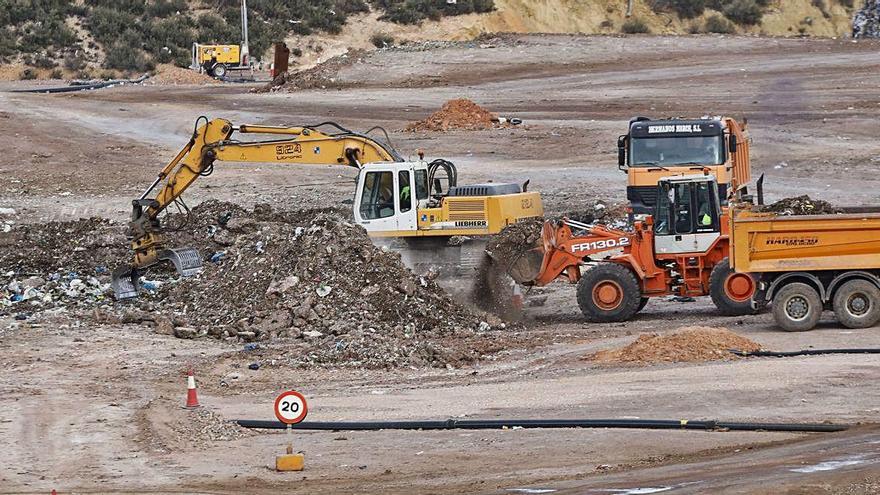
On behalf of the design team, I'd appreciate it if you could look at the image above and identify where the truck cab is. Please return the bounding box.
[619,117,750,216]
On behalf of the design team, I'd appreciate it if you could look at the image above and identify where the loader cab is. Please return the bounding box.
[653,175,722,254]
[354,161,430,234]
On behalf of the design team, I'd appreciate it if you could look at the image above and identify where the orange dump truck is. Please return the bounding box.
[731,207,880,331]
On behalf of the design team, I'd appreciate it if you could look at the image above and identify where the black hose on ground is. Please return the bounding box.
[731,348,880,358]
[235,418,848,433]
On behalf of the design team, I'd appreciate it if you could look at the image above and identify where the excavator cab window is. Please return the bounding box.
[399,171,412,213]
[360,171,395,219]
[414,169,429,200]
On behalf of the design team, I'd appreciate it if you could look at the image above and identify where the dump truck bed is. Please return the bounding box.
[731,209,880,273]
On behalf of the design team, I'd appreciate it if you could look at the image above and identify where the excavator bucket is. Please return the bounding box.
[111,247,203,300]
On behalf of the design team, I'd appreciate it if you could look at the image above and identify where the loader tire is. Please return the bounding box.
[576,263,641,323]
[709,257,757,316]
[772,282,821,332]
[637,297,649,313]
[832,279,880,329]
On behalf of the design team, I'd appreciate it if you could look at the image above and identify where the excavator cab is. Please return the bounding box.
[355,162,429,233]
[653,174,722,254]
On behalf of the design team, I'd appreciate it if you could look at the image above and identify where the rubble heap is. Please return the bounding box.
[2,202,536,368]
[854,0,880,38]
[765,195,839,216]
[1,218,127,312]
[588,326,761,364]
[261,50,365,92]
[406,99,498,132]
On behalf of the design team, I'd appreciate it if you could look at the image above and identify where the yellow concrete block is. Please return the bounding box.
[276,453,305,471]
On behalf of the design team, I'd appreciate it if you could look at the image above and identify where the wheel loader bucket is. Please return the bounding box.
[505,248,544,284]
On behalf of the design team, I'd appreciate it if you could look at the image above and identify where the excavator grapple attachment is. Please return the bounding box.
[111,247,203,300]
[158,247,203,277]
[111,266,140,300]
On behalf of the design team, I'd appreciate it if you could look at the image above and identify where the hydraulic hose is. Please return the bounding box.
[235,418,848,433]
[731,348,880,358]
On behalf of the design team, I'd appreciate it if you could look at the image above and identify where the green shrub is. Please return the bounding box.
[650,0,706,19]
[88,6,138,45]
[621,18,650,34]
[146,0,188,18]
[705,14,735,33]
[370,32,395,48]
[19,68,37,80]
[50,68,63,79]
[723,0,764,25]
[32,54,57,69]
[103,30,152,72]
[63,51,87,71]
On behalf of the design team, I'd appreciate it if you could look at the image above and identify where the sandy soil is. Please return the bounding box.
[2,35,880,493]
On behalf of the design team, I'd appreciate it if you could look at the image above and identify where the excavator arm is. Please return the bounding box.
[113,116,402,299]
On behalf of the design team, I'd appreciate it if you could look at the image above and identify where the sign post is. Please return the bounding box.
[274,390,308,472]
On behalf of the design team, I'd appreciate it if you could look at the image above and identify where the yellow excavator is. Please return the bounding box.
[112,116,543,299]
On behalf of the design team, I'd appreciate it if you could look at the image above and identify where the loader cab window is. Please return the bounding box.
[399,171,412,213]
[360,171,395,219]
[655,181,720,236]
[414,169,429,200]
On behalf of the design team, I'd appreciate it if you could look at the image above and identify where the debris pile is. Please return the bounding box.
[765,195,839,216]
[261,50,364,92]
[853,0,880,38]
[588,327,761,364]
[405,98,498,132]
[1,217,125,314]
[148,64,218,85]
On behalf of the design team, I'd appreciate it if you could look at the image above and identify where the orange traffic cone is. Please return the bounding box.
[185,368,200,408]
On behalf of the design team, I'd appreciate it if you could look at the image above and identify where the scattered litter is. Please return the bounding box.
[248,362,261,371]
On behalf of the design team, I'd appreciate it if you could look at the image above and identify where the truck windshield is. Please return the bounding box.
[630,136,723,167]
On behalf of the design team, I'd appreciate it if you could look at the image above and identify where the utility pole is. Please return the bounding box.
[241,0,250,66]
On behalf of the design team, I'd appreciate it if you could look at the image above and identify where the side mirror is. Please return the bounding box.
[617,135,627,170]
[728,133,738,154]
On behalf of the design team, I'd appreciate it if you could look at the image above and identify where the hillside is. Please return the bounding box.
[0,0,868,80]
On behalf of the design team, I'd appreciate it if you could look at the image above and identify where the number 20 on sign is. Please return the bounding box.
[274,390,308,424]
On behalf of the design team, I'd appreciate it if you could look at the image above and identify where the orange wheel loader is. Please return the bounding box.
[501,174,757,322]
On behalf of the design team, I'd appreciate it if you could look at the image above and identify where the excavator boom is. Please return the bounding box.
[113,116,403,299]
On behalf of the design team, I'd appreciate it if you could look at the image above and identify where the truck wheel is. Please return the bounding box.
[576,263,641,323]
[709,257,756,316]
[832,279,880,329]
[772,282,822,332]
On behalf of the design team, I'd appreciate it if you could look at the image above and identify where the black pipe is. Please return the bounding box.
[9,75,149,94]
[731,348,880,358]
[235,418,848,433]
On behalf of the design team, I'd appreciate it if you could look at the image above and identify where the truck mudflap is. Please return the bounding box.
[750,278,770,311]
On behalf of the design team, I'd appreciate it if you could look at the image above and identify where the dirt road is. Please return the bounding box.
[2,35,880,493]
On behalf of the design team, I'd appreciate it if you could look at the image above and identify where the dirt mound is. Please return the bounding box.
[148,64,218,85]
[405,98,497,132]
[589,327,761,365]
[765,195,840,216]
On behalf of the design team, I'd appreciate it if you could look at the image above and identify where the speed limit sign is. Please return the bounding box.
[274,390,308,425]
